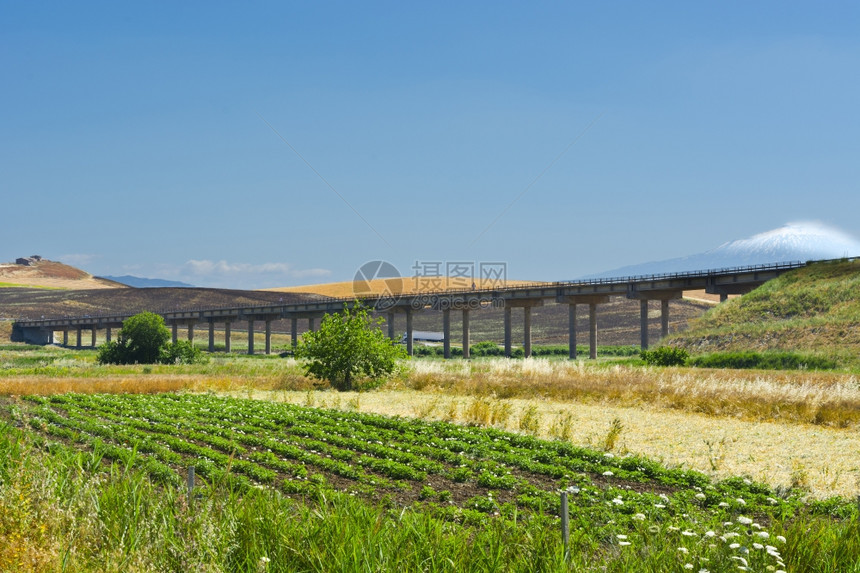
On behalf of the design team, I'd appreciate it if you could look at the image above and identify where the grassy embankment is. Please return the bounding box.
[669,259,860,367]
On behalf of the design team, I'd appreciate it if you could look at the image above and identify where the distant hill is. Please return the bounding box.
[667,259,860,365]
[587,222,860,278]
[100,275,195,288]
[0,258,125,290]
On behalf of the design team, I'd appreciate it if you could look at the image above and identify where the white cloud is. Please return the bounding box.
[59,253,100,267]
[181,259,332,287]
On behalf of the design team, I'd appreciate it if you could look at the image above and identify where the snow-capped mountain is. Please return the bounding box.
[586,222,860,278]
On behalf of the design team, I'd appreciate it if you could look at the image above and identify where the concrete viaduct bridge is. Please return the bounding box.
[12,260,810,359]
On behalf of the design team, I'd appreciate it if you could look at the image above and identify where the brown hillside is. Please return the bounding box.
[0,259,125,290]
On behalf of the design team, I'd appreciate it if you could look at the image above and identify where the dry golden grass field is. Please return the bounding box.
[265,276,543,298]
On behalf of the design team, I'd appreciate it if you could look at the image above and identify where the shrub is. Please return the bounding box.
[160,340,204,365]
[97,312,203,365]
[640,346,689,366]
[688,351,837,370]
[295,304,408,391]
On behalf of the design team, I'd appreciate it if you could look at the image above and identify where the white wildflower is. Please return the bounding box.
[737,516,753,525]
[633,513,646,520]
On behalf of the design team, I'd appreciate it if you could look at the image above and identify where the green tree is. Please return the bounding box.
[98,311,184,365]
[295,304,408,391]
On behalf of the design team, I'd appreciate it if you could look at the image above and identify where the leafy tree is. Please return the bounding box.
[97,311,202,365]
[295,304,408,391]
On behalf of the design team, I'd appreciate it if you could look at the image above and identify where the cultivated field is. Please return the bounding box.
[1,345,859,570]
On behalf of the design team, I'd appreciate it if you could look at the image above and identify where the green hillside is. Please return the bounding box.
[668,259,860,365]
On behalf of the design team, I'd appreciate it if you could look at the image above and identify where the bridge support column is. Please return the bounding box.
[720,293,728,303]
[443,309,451,359]
[626,290,682,349]
[523,306,532,358]
[291,317,298,349]
[557,296,607,360]
[63,330,68,346]
[387,312,396,340]
[225,322,231,353]
[504,306,512,357]
[187,323,194,343]
[406,308,414,357]
[208,321,215,352]
[502,299,543,358]
[106,327,112,343]
[265,320,272,355]
[172,323,178,344]
[568,303,577,360]
[91,327,97,347]
[308,317,316,332]
[462,309,470,359]
[247,320,255,355]
[76,327,82,349]
[661,299,670,338]
[589,304,598,359]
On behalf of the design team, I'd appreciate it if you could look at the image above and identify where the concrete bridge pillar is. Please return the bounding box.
[247,319,255,355]
[208,321,215,353]
[291,317,298,349]
[661,299,670,338]
[568,303,577,360]
[91,327,97,347]
[626,290,682,349]
[224,322,232,353]
[504,306,512,357]
[503,300,543,358]
[172,323,178,344]
[63,330,68,346]
[265,320,272,355]
[387,311,396,340]
[406,308,414,357]
[558,296,608,359]
[589,304,598,359]
[720,293,728,303]
[106,327,112,344]
[76,327,82,349]
[187,323,194,342]
[443,309,451,359]
[308,317,316,332]
[462,309,470,359]
[523,306,532,358]
[640,300,649,350]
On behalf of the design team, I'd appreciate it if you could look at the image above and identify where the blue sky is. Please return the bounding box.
[3,2,859,289]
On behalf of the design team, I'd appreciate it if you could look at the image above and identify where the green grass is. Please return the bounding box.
[1,393,857,571]
[0,282,64,289]
[688,350,838,370]
[670,259,860,367]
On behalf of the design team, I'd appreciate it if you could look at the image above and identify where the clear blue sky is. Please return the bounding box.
[3,2,859,288]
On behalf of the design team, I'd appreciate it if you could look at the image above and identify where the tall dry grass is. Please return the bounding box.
[404,358,860,428]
